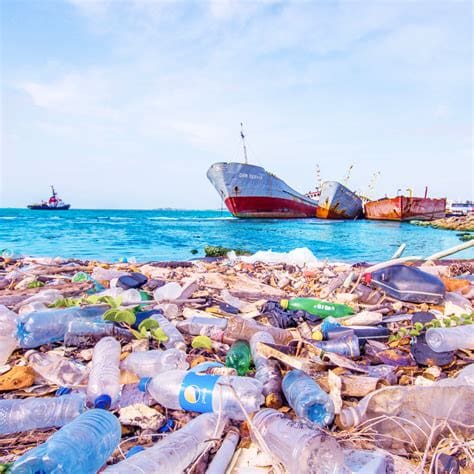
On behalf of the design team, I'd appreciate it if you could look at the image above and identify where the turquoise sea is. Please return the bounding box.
[1,208,473,263]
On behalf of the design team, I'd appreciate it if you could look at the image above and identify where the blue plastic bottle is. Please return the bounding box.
[11,409,121,473]
[17,306,106,348]
[282,370,334,427]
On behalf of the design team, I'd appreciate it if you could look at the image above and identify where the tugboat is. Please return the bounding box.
[27,186,71,210]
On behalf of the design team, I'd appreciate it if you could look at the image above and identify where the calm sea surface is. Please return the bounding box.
[1,208,472,263]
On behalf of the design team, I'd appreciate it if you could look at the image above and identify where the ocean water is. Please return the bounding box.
[1,208,473,263]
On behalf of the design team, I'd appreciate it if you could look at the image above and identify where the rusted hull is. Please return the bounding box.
[364,197,446,221]
[316,181,363,219]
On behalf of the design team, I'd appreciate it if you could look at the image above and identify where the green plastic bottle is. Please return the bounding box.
[225,340,252,376]
[280,298,353,318]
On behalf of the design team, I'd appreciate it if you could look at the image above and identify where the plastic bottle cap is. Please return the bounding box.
[311,330,323,341]
[94,394,112,410]
[138,377,152,393]
[126,446,145,458]
[280,299,289,309]
[55,387,72,397]
[158,418,175,433]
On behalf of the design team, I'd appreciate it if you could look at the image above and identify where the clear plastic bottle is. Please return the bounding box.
[150,313,187,351]
[425,326,474,352]
[91,266,127,281]
[223,316,293,345]
[11,408,121,474]
[176,316,228,336]
[26,350,89,387]
[17,305,106,348]
[102,412,225,473]
[250,332,283,408]
[64,319,117,346]
[251,408,344,474]
[206,428,240,474]
[87,337,121,409]
[139,369,263,420]
[0,305,18,365]
[313,334,360,357]
[153,282,182,302]
[282,370,334,427]
[0,394,85,435]
[121,349,189,377]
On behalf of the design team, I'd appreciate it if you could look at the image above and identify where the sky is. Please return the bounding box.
[1,0,472,209]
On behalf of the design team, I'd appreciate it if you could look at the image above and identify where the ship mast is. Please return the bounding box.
[342,164,354,186]
[50,185,57,198]
[316,164,322,190]
[240,122,248,164]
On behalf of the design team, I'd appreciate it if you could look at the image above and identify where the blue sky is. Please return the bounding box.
[1,0,472,209]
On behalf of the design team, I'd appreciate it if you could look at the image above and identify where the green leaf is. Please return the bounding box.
[103,309,136,325]
[191,335,213,350]
[0,463,12,473]
[130,328,147,340]
[138,318,160,332]
[150,328,169,342]
[27,280,44,289]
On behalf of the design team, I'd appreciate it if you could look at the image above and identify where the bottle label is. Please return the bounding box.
[179,372,220,412]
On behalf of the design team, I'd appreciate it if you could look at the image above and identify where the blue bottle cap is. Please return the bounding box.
[138,377,152,393]
[126,446,145,458]
[158,418,175,433]
[55,387,72,397]
[94,394,112,410]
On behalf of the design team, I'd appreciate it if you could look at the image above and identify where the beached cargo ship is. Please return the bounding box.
[364,195,446,221]
[207,162,319,218]
[316,181,363,219]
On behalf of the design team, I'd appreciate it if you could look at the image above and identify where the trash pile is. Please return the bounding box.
[0,245,473,473]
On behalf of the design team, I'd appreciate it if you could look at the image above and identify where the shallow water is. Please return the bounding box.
[1,208,472,262]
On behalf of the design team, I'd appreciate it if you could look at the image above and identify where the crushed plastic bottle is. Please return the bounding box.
[0,394,86,435]
[102,412,225,473]
[0,305,18,365]
[425,325,474,352]
[139,369,263,420]
[225,340,252,375]
[87,336,121,409]
[150,313,187,351]
[251,408,344,474]
[11,409,121,474]
[249,331,283,408]
[121,349,189,377]
[17,305,106,348]
[26,350,89,387]
[176,316,228,336]
[282,370,334,427]
[280,297,353,318]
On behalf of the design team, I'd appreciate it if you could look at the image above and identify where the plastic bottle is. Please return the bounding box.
[26,350,89,387]
[0,394,86,435]
[64,319,119,345]
[425,326,474,352]
[250,331,283,408]
[18,289,62,308]
[225,340,252,375]
[223,316,293,345]
[282,370,334,427]
[121,349,189,377]
[91,267,127,282]
[18,302,48,316]
[153,282,182,302]
[102,412,225,473]
[206,428,240,474]
[11,409,121,474]
[176,316,228,335]
[17,305,106,348]
[313,334,360,357]
[139,369,263,420]
[87,337,121,409]
[251,408,344,474]
[0,305,18,365]
[150,313,187,351]
[280,298,353,318]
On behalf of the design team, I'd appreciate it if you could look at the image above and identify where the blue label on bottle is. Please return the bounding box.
[179,372,220,413]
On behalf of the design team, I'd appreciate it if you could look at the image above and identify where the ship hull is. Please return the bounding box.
[27,205,71,210]
[364,197,446,221]
[316,181,363,219]
[207,162,318,218]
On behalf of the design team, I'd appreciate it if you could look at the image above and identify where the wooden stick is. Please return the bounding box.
[425,241,474,261]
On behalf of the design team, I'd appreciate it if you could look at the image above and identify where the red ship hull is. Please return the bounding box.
[225,196,318,218]
[364,196,446,221]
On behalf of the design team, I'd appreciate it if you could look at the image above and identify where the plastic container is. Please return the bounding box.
[251,408,344,474]
[121,349,189,377]
[280,298,353,318]
[150,313,186,351]
[139,369,263,420]
[0,394,86,435]
[425,326,474,352]
[313,334,360,357]
[0,305,18,365]
[223,316,293,345]
[26,350,89,387]
[282,370,334,427]
[17,305,106,348]
[206,428,240,474]
[153,282,182,302]
[102,412,225,473]
[87,337,121,409]
[365,264,445,304]
[11,409,121,474]
[250,331,283,408]
[225,340,252,375]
